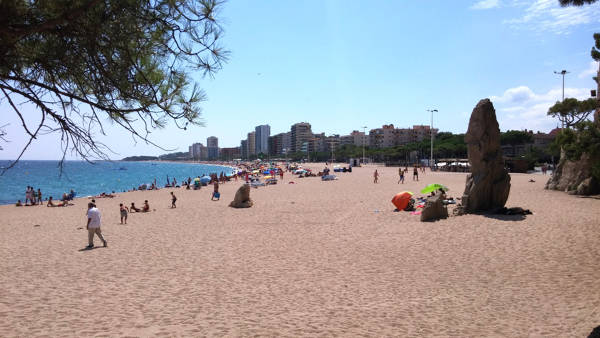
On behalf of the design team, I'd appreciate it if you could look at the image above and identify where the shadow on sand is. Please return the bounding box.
[78,246,107,252]
[482,213,527,222]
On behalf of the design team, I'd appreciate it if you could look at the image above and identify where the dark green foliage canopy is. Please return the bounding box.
[554,122,600,180]
[500,130,533,146]
[547,98,598,128]
[0,0,227,167]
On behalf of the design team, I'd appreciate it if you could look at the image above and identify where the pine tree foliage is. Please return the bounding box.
[0,0,228,169]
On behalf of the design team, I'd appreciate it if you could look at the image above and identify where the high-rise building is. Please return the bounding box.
[290,122,312,153]
[247,131,256,156]
[282,132,291,153]
[189,142,206,160]
[207,136,219,160]
[240,139,248,159]
[255,124,270,155]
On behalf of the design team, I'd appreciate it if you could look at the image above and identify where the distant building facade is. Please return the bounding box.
[247,131,256,156]
[369,124,438,149]
[291,122,312,153]
[240,139,248,159]
[255,124,270,155]
[220,147,240,160]
[189,142,206,160]
[207,136,219,160]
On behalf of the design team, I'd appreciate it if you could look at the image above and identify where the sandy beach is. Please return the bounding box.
[1,164,599,337]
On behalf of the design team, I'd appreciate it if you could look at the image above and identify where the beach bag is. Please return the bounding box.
[213,192,220,198]
[404,198,415,211]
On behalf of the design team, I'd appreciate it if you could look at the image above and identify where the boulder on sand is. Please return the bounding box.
[458,99,511,214]
[420,194,448,222]
[229,184,253,208]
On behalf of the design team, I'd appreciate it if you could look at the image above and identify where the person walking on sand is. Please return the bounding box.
[119,203,129,224]
[86,203,106,248]
[211,181,220,200]
[170,192,177,208]
[413,165,419,181]
[373,169,379,184]
[398,167,404,184]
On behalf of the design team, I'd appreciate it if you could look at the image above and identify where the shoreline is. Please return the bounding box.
[0,160,237,206]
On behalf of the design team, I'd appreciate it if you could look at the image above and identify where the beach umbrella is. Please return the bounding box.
[391,191,413,211]
[420,183,449,194]
[200,176,211,184]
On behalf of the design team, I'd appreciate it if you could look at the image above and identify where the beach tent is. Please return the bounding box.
[392,191,414,210]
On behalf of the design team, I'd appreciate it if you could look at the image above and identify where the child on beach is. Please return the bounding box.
[373,169,379,183]
[142,200,150,212]
[170,192,177,208]
[119,203,129,224]
[413,166,419,181]
[130,202,140,212]
[212,181,220,201]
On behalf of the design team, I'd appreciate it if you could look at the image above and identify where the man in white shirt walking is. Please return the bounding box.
[86,203,107,249]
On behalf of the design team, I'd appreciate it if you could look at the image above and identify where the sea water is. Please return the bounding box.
[0,160,235,205]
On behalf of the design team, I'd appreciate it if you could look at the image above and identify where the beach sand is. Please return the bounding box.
[1,164,599,337]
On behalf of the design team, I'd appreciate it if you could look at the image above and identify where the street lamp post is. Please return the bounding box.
[554,70,569,128]
[362,126,367,165]
[427,109,437,169]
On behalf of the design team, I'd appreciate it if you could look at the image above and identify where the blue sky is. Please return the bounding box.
[2,0,600,160]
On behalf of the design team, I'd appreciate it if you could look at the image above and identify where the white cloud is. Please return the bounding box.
[490,86,535,103]
[578,61,599,79]
[470,0,500,10]
[489,85,590,132]
[503,0,600,34]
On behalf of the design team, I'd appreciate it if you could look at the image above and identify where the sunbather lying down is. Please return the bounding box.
[90,192,115,198]
[47,197,71,207]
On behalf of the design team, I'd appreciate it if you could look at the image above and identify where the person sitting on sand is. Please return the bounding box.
[47,196,67,207]
[130,202,141,212]
[142,200,150,212]
[16,200,23,207]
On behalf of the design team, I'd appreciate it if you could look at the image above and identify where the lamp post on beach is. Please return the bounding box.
[554,70,569,128]
[427,109,437,168]
[362,126,367,165]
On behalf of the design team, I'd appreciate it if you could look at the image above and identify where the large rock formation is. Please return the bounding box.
[420,194,448,222]
[545,151,600,195]
[229,184,253,208]
[458,99,511,213]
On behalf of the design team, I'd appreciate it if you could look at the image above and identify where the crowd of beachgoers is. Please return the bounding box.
[13,160,360,210]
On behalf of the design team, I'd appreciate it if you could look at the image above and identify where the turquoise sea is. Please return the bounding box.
[0,160,235,205]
